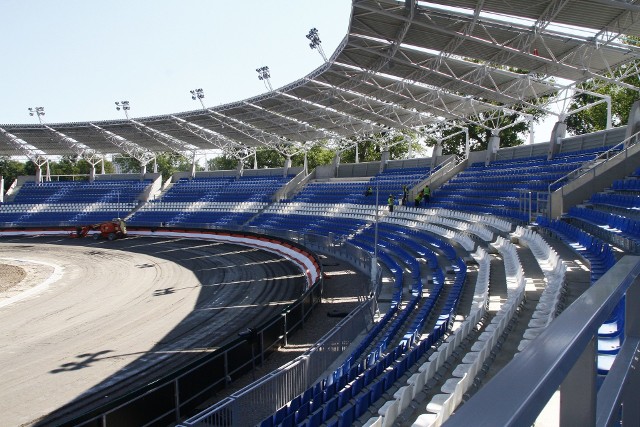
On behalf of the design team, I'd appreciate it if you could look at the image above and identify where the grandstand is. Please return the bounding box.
[2,0,640,426]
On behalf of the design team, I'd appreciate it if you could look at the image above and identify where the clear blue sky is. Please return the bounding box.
[0,0,352,125]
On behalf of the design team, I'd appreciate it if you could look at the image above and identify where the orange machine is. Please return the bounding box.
[71,219,127,240]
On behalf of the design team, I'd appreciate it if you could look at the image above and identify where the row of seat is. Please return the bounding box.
[512,226,567,351]
[410,239,525,426]
[536,216,620,374]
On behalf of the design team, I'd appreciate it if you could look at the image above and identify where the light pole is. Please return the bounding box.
[306,27,328,62]
[190,88,205,109]
[256,66,273,91]
[115,101,130,119]
[26,107,49,183]
[28,107,45,124]
[372,179,379,294]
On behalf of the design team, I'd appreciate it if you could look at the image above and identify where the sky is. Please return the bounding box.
[0,0,557,143]
[0,0,352,124]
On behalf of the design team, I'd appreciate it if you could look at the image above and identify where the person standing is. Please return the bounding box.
[423,185,431,205]
[388,194,394,212]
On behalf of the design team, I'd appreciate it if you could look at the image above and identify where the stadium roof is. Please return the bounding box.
[1,0,639,160]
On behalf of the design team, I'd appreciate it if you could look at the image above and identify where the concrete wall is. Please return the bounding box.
[386,157,431,170]
[559,127,627,154]
[94,173,157,181]
[468,150,486,165]
[315,165,335,180]
[495,142,549,162]
[337,161,381,178]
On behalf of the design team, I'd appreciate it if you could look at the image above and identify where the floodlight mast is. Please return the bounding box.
[190,88,205,109]
[115,100,130,119]
[27,107,45,124]
[306,28,327,63]
[256,66,273,91]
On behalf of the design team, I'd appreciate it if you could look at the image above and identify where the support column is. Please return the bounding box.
[35,165,42,184]
[191,152,197,179]
[333,151,340,177]
[547,121,567,160]
[45,161,51,182]
[236,158,244,178]
[485,132,500,166]
[432,139,443,169]
[625,100,640,144]
[0,176,4,203]
[464,128,470,159]
[253,151,258,169]
[90,164,96,182]
[141,163,147,175]
[153,157,158,174]
[101,157,105,174]
[380,148,390,173]
[529,117,535,145]
[303,151,308,175]
[284,156,292,176]
[355,143,359,164]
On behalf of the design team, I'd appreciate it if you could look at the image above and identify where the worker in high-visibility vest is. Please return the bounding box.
[423,185,431,205]
[388,194,395,213]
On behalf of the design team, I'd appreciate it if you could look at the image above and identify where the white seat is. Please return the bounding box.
[378,399,400,427]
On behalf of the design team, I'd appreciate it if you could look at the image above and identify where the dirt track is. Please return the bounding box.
[0,235,305,427]
[0,263,26,291]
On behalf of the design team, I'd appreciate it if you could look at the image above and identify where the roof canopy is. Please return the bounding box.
[2,0,639,159]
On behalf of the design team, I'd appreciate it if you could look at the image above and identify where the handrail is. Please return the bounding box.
[444,256,640,427]
[546,130,640,214]
[420,155,460,192]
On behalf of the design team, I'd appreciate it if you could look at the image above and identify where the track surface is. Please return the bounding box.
[0,235,305,426]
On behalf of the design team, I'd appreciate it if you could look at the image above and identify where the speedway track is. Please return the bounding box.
[0,234,305,426]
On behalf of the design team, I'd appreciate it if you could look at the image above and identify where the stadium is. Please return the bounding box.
[1,1,640,426]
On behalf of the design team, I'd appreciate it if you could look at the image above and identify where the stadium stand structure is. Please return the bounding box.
[0,178,152,225]
[3,122,639,426]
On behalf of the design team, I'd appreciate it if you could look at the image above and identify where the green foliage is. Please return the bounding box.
[0,156,117,191]
[255,149,284,168]
[425,110,543,156]
[207,154,237,171]
[566,78,640,135]
[341,130,417,163]
[291,144,334,170]
[114,152,199,182]
[0,157,27,192]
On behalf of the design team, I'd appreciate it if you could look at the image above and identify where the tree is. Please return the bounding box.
[207,154,237,171]
[424,109,545,156]
[114,152,199,182]
[566,77,639,135]
[0,157,27,192]
[340,130,420,163]
[255,149,285,169]
[291,144,334,170]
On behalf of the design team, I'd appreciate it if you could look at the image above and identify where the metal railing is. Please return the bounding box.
[445,255,640,427]
[178,231,377,427]
[545,130,640,219]
[47,226,373,427]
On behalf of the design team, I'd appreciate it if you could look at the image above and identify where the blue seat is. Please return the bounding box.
[354,392,371,418]
[369,379,384,403]
[338,404,355,427]
[307,408,323,427]
[323,396,338,422]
